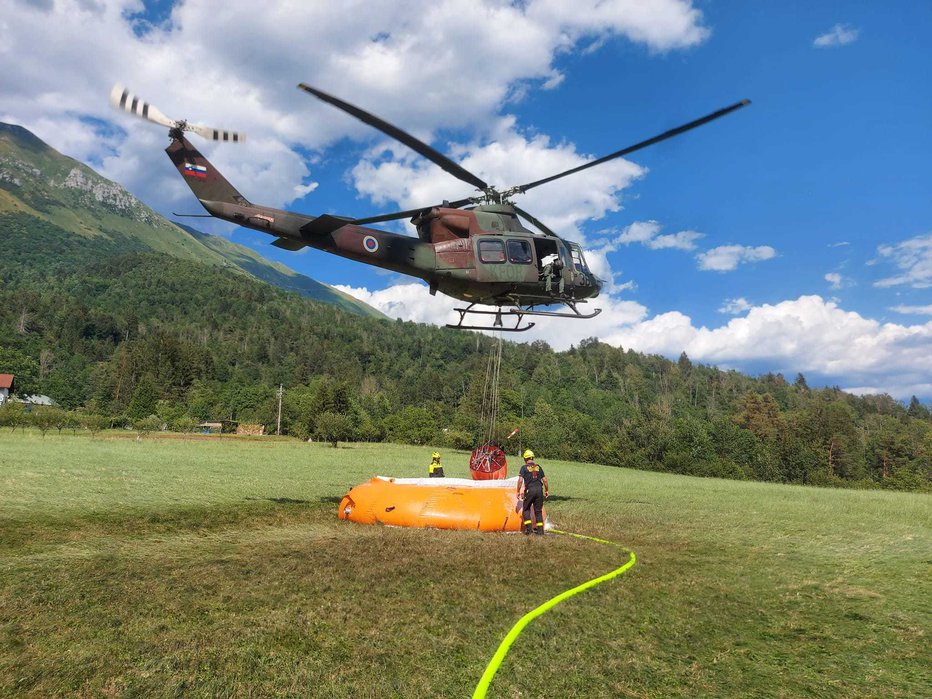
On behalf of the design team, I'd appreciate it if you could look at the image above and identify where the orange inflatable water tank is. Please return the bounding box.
[338,477,544,532]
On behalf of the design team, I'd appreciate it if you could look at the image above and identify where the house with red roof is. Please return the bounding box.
[0,374,14,406]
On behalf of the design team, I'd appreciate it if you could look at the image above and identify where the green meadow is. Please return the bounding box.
[0,432,928,698]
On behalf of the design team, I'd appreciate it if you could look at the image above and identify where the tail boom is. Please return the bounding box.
[167,137,435,279]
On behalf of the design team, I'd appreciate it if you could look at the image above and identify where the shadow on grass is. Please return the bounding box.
[243,496,312,505]
[318,496,342,505]
[546,495,586,502]
[0,499,334,553]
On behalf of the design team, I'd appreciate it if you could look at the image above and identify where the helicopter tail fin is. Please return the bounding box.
[166,136,249,206]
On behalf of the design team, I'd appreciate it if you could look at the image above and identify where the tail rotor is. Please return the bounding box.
[109,84,245,143]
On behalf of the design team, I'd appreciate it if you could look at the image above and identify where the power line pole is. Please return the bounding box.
[276,384,283,436]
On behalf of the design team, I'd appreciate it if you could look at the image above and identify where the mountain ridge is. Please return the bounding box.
[0,121,383,318]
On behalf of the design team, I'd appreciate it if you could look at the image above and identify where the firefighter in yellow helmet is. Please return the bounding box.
[428,451,445,478]
[516,449,549,534]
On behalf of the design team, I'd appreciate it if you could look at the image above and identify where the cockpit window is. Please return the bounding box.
[570,244,590,274]
[506,239,532,264]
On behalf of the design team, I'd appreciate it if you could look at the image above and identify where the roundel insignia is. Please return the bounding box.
[363,235,379,253]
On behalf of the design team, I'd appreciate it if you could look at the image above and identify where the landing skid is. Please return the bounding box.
[446,302,601,332]
[518,303,602,320]
[447,306,536,332]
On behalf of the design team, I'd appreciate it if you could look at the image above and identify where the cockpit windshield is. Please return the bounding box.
[569,243,591,275]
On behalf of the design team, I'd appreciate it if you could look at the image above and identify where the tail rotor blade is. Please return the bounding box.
[109,84,174,128]
[187,124,246,143]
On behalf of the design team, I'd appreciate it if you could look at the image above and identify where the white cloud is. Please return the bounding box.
[825,272,843,289]
[579,219,702,292]
[697,244,776,272]
[889,304,932,315]
[602,295,932,398]
[617,220,661,245]
[334,282,461,325]
[614,220,703,250]
[0,0,709,219]
[334,283,932,398]
[814,24,859,48]
[718,297,752,315]
[873,233,932,289]
[651,230,704,250]
[845,382,932,401]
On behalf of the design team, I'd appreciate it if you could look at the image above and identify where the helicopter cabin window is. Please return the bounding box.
[506,239,532,264]
[478,239,506,264]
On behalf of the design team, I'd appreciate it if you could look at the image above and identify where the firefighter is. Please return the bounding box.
[517,449,549,534]
[428,451,445,478]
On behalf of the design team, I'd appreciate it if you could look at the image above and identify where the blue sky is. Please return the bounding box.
[2,1,931,399]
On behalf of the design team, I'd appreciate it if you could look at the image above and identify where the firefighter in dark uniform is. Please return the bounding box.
[517,449,549,534]
[428,451,445,478]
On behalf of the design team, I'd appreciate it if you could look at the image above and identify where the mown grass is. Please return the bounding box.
[0,431,928,697]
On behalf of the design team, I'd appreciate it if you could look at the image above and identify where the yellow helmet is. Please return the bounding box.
[523,449,534,460]
[431,451,440,459]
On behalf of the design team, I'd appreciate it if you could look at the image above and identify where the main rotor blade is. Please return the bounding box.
[512,204,562,240]
[297,83,488,191]
[515,99,751,194]
[351,206,434,226]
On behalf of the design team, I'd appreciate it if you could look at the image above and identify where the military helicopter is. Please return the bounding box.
[110,84,749,331]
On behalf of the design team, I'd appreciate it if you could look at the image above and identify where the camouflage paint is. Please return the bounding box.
[167,137,600,307]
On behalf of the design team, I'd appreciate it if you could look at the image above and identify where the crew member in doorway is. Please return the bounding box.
[517,449,549,534]
[428,451,445,478]
[540,253,565,296]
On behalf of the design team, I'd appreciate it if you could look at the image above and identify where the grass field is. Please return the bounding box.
[0,431,928,698]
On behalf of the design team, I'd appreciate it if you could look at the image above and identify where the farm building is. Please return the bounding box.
[197,420,238,434]
[0,374,14,406]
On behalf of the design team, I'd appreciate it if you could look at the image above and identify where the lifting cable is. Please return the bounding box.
[478,332,504,445]
[471,530,637,699]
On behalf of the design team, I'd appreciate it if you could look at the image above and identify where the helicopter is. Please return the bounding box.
[110,84,749,331]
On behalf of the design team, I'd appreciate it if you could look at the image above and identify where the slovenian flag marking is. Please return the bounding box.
[183,162,208,178]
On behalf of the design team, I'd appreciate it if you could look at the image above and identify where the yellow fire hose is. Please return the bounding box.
[472,529,637,698]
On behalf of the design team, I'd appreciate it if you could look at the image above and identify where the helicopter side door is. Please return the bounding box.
[532,238,574,289]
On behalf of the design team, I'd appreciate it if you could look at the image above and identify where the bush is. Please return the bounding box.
[169,415,198,433]
[29,407,62,437]
[443,429,474,451]
[134,415,162,439]
[0,401,26,432]
[80,413,109,437]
